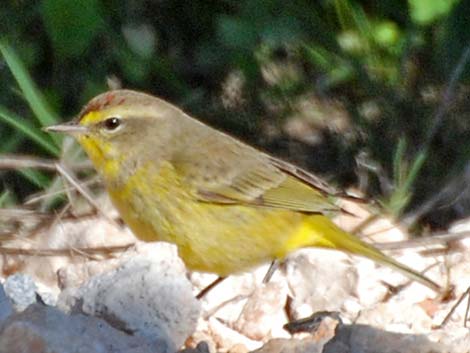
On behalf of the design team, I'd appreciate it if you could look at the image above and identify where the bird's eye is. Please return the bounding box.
[103,117,121,131]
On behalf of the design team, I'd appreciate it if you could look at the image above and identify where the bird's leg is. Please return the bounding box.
[196,276,226,299]
[197,259,280,299]
[263,260,280,283]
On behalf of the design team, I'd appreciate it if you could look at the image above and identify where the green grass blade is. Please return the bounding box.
[393,138,406,187]
[19,169,51,189]
[0,42,61,145]
[401,151,427,195]
[0,105,60,156]
[0,190,12,207]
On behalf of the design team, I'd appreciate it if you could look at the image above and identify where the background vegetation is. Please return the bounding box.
[1,0,469,230]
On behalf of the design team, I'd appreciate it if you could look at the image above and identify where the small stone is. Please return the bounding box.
[284,311,341,344]
[4,273,37,312]
[234,281,288,340]
[179,341,212,353]
[284,249,357,318]
[227,343,249,353]
[208,316,261,352]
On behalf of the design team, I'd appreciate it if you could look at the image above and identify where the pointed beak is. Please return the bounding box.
[43,122,88,135]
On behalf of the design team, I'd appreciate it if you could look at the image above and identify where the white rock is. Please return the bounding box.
[356,302,433,333]
[234,280,289,340]
[57,257,122,290]
[4,273,37,312]
[430,327,470,353]
[207,316,262,352]
[283,249,358,319]
[195,266,269,324]
[58,248,200,348]
[57,241,181,292]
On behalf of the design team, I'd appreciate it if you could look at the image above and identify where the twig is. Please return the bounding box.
[24,175,101,205]
[380,262,440,302]
[196,276,226,300]
[405,42,470,225]
[0,154,92,171]
[55,162,118,227]
[0,208,52,219]
[203,294,249,320]
[375,230,470,251]
[262,260,280,283]
[0,244,134,257]
[436,286,470,329]
[422,43,470,150]
[404,165,470,226]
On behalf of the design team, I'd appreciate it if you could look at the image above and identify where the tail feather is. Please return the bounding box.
[306,216,441,292]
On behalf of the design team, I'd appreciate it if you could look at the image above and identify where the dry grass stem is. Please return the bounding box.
[0,154,92,171]
[0,244,134,258]
[376,231,470,251]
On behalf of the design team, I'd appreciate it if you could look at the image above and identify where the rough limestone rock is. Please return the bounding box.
[59,246,200,348]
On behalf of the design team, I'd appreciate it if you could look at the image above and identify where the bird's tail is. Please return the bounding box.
[289,215,441,292]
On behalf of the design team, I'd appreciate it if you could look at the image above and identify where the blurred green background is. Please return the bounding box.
[0,0,469,229]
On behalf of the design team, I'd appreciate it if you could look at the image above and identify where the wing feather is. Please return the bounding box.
[171,126,342,213]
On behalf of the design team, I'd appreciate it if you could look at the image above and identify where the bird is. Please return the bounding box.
[46,89,441,293]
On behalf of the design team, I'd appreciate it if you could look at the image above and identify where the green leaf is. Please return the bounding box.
[0,42,61,146]
[0,105,60,156]
[41,0,104,59]
[373,21,400,48]
[409,0,459,25]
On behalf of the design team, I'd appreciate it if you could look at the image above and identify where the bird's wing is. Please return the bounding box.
[172,133,341,214]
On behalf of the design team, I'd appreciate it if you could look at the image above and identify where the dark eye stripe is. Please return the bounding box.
[103,117,121,130]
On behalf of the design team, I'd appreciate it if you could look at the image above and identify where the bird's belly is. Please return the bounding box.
[173,204,304,275]
[110,187,304,275]
[106,164,305,276]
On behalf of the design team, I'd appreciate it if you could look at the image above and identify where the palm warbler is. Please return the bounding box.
[46,90,440,291]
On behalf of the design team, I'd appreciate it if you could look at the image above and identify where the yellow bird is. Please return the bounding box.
[46,89,440,292]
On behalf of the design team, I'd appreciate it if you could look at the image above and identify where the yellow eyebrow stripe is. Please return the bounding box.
[80,111,102,125]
